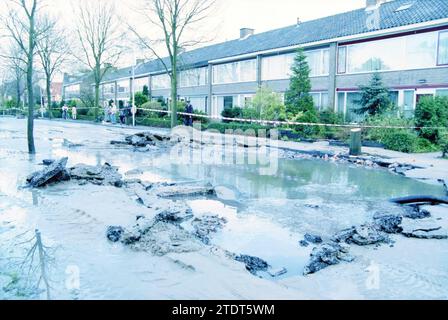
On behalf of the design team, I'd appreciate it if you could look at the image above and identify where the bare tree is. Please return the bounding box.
[36,16,69,119]
[1,44,26,110]
[2,0,47,154]
[74,0,124,121]
[130,0,216,128]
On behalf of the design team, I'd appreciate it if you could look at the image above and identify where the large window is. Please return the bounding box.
[133,77,149,93]
[211,94,254,117]
[179,67,208,88]
[310,92,329,111]
[403,90,415,118]
[305,49,330,76]
[339,30,444,74]
[436,89,448,96]
[117,80,129,94]
[261,53,294,81]
[261,48,329,80]
[438,31,448,65]
[213,59,257,84]
[151,74,170,90]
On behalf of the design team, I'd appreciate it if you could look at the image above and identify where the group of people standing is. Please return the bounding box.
[61,104,77,120]
[103,100,134,125]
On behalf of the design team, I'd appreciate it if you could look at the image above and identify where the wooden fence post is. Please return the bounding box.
[350,128,362,156]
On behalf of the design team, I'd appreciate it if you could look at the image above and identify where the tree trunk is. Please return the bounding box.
[170,55,178,128]
[94,82,100,122]
[46,77,52,119]
[27,18,36,154]
[16,81,21,110]
[94,64,100,122]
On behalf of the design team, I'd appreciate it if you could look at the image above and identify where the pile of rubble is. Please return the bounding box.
[302,203,448,275]
[111,132,172,151]
[26,157,124,188]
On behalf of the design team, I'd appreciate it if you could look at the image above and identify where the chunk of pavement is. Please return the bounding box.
[106,226,125,242]
[303,242,354,275]
[332,225,389,246]
[125,168,144,176]
[191,215,227,244]
[402,205,431,219]
[69,163,123,187]
[299,240,310,247]
[401,219,448,240]
[373,213,403,234]
[304,233,323,244]
[63,139,83,148]
[129,221,203,256]
[27,157,70,188]
[154,202,194,224]
[234,254,269,275]
[42,159,55,166]
[268,267,288,278]
[155,183,216,198]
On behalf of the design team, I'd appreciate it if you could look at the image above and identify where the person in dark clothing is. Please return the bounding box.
[119,107,126,125]
[184,101,194,127]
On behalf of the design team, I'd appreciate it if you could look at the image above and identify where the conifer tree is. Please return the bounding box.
[356,72,391,115]
[285,48,320,135]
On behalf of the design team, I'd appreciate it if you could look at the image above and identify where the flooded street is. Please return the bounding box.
[1,118,447,300]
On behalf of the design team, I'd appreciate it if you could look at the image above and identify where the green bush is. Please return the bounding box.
[319,110,345,139]
[415,96,448,143]
[242,107,260,120]
[192,110,209,124]
[134,92,149,107]
[205,122,273,136]
[136,117,178,128]
[414,138,440,153]
[221,107,243,122]
[140,100,167,118]
[363,114,414,142]
[382,130,418,153]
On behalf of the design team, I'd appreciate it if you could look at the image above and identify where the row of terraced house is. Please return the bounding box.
[62,0,448,121]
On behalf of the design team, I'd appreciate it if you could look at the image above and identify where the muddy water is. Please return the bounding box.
[0,118,446,300]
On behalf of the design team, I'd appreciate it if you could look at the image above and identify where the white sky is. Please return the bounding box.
[2,0,368,80]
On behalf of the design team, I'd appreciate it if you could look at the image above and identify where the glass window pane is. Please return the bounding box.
[321,93,329,110]
[389,91,399,106]
[213,60,256,84]
[223,96,234,109]
[338,47,347,73]
[345,31,438,73]
[337,92,345,114]
[438,32,448,65]
[406,32,437,69]
[261,53,294,80]
[305,49,329,77]
[403,90,415,118]
[436,89,448,97]
[346,92,364,122]
[311,93,320,108]
[152,74,170,90]
[134,77,149,93]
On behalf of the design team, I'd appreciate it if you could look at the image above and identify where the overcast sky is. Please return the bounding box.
[2,0,368,81]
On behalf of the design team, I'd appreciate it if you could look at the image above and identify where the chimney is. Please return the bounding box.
[240,28,254,39]
[366,0,386,10]
[297,17,302,25]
